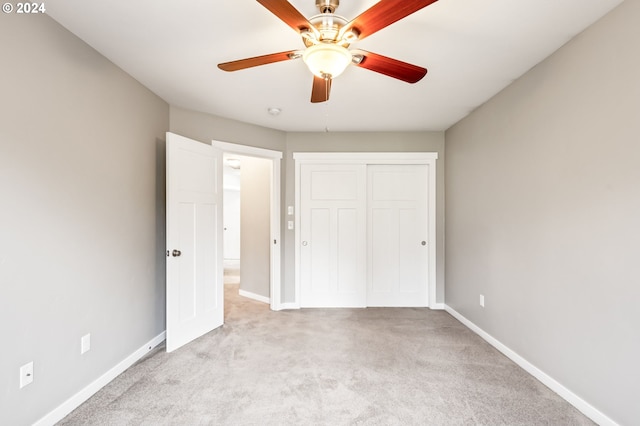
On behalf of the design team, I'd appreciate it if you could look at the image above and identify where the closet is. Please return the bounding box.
[294,153,437,308]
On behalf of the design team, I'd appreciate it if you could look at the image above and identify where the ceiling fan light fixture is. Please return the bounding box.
[302,43,351,79]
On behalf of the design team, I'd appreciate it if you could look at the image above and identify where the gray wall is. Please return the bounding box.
[169,105,286,153]
[444,1,639,424]
[239,156,271,298]
[0,14,169,425]
[284,132,445,303]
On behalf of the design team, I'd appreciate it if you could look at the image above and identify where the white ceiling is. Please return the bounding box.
[46,0,623,132]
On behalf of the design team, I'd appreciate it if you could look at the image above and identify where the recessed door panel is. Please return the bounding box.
[311,171,359,200]
[337,208,360,295]
[399,207,425,294]
[370,208,396,295]
[177,202,197,322]
[309,208,331,294]
[200,202,219,312]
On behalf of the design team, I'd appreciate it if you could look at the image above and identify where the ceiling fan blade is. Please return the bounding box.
[351,49,427,83]
[218,50,301,72]
[340,0,438,41]
[257,0,314,34]
[311,76,332,103]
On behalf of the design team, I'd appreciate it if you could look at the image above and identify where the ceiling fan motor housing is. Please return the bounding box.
[316,0,339,14]
[304,13,349,47]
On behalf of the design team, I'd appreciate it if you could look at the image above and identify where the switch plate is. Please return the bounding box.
[81,333,91,354]
[479,294,485,308]
[287,220,294,230]
[20,362,33,388]
[287,206,294,215]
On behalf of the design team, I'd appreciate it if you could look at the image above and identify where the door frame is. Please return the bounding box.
[293,152,438,309]
[211,140,283,311]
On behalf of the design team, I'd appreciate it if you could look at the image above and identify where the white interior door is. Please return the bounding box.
[300,164,367,307]
[367,165,428,306]
[166,132,223,352]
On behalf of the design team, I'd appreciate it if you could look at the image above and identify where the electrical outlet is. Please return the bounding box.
[81,333,91,354]
[287,206,294,215]
[20,362,33,388]
[288,220,294,230]
[479,294,485,308]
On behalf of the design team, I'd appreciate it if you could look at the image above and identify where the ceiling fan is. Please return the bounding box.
[217,0,438,103]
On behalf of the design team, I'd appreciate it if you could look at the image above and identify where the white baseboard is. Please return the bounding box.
[444,306,618,426]
[238,289,270,304]
[276,302,300,310]
[430,302,445,310]
[33,332,166,426]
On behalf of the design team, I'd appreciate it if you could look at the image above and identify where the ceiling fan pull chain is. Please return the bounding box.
[324,78,328,131]
[324,96,330,133]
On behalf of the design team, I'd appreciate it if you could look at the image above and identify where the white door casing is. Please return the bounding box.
[300,164,367,307]
[367,165,428,307]
[294,153,438,309]
[166,132,223,352]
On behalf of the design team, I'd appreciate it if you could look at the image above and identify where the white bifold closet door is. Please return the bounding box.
[300,163,428,308]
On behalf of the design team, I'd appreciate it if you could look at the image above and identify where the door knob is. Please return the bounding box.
[421,241,426,246]
[172,249,182,257]
[302,241,308,246]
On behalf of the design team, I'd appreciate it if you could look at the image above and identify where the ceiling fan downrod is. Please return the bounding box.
[316,0,339,14]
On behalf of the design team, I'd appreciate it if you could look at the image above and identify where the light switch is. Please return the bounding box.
[288,206,294,215]
[288,221,294,230]
[81,333,91,354]
[20,362,33,388]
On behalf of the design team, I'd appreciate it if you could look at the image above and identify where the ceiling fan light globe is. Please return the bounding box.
[302,43,351,79]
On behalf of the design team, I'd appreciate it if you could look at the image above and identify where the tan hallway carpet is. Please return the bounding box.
[59,284,593,425]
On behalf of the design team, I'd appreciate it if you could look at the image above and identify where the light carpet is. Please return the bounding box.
[59,284,593,425]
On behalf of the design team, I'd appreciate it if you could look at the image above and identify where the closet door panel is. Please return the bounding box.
[367,165,428,307]
[300,164,366,307]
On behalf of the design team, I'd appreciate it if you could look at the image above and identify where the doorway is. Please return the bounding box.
[223,155,241,286]
[213,140,283,311]
[223,154,272,304]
